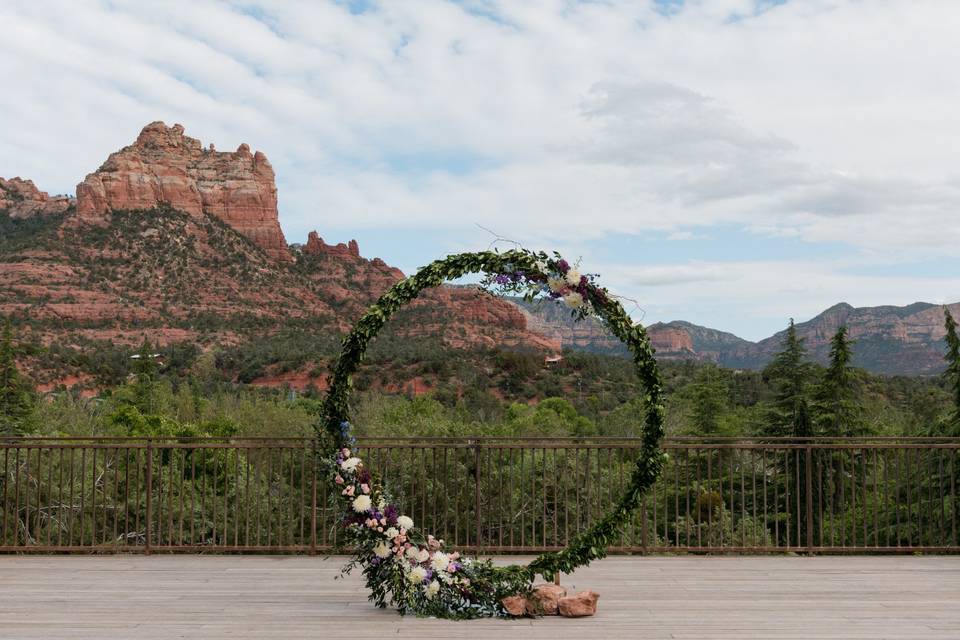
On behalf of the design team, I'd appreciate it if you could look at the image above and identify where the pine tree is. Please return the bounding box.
[814,326,864,436]
[764,319,813,438]
[128,340,160,414]
[0,320,36,435]
[690,365,728,435]
[944,308,960,433]
[763,319,816,544]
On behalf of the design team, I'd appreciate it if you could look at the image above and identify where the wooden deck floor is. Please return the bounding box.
[1,555,959,639]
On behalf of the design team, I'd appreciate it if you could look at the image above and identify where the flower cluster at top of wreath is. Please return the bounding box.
[332,444,497,614]
[484,252,609,318]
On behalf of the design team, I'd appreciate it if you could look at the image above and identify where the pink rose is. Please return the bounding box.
[334,475,344,485]
[361,484,370,494]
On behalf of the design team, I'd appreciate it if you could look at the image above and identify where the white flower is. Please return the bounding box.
[397,515,414,530]
[405,546,421,561]
[408,566,427,584]
[377,496,386,510]
[373,542,391,559]
[430,552,450,572]
[352,495,372,513]
[384,527,399,539]
[563,292,584,308]
[340,457,361,472]
[425,581,440,599]
[565,268,581,286]
[548,278,566,293]
[416,548,430,563]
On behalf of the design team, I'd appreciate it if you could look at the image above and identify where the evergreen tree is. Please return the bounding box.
[763,319,813,438]
[814,326,864,436]
[129,340,160,414]
[0,320,36,435]
[944,308,960,433]
[690,364,728,435]
[763,319,816,544]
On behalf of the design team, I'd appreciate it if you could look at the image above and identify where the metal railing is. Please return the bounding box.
[1,437,957,553]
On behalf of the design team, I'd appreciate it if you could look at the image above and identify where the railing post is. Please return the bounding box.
[805,445,814,552]
[474,441,482,551]
[145,439,153,555]
[641,498,649,552]
[310,441,318,555]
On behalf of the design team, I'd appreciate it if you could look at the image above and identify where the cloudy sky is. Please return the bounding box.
[2,0,959,340]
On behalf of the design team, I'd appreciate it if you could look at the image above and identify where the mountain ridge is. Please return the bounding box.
[2,120,955,385]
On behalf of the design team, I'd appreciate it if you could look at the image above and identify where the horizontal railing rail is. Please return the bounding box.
[2,437,957,554]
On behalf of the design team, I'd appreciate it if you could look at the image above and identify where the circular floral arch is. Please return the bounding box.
[319,249,666,618]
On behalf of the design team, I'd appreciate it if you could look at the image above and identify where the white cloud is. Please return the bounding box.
[1,0,959,337]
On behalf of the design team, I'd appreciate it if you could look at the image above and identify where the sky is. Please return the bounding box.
[2,0,960,341]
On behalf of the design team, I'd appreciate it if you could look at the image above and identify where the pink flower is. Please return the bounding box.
[334,475,344,485]
[341,448,351,458]
[361,484,370,494]
[376,527,383,532]
[342,486,355,497]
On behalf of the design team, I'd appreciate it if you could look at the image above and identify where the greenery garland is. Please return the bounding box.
[319,249,665,618]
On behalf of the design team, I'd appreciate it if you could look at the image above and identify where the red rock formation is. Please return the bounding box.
[75,122,290,261]
[648,325,695,353]
[0,177,73,218]
[304,231,361,259]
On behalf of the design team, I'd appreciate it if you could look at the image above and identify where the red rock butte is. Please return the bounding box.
[75,122,291,262]
[0,176,74,219]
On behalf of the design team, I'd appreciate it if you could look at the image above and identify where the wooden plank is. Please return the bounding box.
[0,556,958,639]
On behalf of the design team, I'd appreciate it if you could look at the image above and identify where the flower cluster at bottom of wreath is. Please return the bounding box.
[330,446,525,618]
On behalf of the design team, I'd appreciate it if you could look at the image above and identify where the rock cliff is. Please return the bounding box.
[75,122,290,261]
[0,177,74,219]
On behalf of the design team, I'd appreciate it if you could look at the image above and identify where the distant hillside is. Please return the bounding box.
[514,299,958,376]
[0,122,558,394]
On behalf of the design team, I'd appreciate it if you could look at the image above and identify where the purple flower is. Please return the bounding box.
[384,504,398,525]
[557,259,570,274]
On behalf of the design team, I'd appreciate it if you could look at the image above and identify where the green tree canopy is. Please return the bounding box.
[944,308,960,434]
[814,326,865,436]
[0,320,37,435]
[763,319,814,437]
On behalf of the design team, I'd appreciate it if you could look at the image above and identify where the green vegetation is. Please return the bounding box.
[0,321,37,434]
[944,308,960,434]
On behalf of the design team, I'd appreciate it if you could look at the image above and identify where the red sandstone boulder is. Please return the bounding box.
[558,590,599,618]
[0,177,73,219]
[526,583,567,615]
[501,595,528,617]
[75,121,291,262]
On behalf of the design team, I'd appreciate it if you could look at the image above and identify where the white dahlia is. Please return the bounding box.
[408,566,427,584]
[352,495,372,513]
